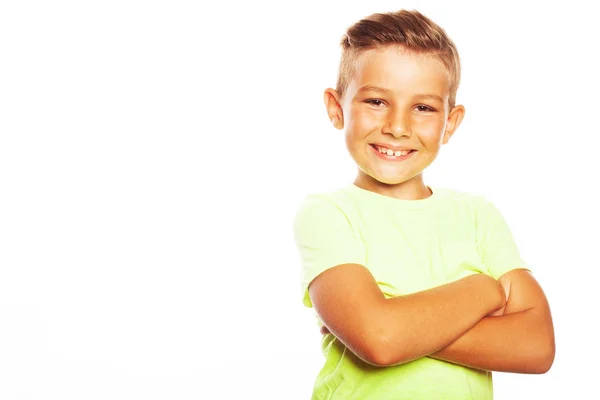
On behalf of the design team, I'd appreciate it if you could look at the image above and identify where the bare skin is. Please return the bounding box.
[318,268,555,373]
[310,264,506,367]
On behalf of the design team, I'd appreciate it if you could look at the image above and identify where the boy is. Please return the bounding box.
[292,9,555,400]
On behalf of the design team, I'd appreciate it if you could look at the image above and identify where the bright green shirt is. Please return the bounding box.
[292,184,528,400]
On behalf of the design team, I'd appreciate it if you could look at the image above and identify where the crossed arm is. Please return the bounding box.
[309,265,555,373]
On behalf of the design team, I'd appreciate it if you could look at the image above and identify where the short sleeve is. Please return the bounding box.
[476,197,530,279]
[292,195,366,307]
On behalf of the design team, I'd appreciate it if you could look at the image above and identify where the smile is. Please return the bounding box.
[370,144,416,160]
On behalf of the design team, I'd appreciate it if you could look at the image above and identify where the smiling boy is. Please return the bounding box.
[292,9,555,400]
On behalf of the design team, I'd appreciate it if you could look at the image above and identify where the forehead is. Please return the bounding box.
[348,46,451,97]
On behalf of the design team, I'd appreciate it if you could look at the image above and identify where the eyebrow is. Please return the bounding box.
[357,86,444,102]
[416,94,444,102]
[357,85,391,94]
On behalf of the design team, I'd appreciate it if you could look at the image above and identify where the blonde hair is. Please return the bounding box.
[336,9,461,109]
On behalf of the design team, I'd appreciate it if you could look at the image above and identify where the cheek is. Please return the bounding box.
[414,118,446,142]
[348,107,380,132]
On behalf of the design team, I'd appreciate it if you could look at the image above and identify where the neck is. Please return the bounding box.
[354,173,432,200]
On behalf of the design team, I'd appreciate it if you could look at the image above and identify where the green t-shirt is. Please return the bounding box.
[292,183,528,400]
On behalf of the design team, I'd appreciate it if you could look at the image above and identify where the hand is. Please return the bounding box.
[488,278,511,317]
[462,273,506,315]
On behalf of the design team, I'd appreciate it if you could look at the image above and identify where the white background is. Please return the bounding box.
[1,0,598,399]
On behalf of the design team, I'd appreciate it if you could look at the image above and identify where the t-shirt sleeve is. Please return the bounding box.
[292,195,366,307]
[476,196,530,279]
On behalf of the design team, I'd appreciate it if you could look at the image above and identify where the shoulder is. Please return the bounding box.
[431,187,510,231]
[292,185,368,246]
[293,185,361,223]
[432,186,494,211]
[434,186,485,201]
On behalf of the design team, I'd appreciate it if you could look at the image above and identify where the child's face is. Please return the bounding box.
[326,45,464,195]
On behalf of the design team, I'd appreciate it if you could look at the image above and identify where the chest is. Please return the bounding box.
[356,207,485,296]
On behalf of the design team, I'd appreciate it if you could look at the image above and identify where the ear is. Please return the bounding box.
[442,105,465,144]
[324,88,344,130]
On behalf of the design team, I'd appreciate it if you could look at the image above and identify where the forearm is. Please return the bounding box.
[375,274,504,366]
[429,306,555,373]
[429,269,555,373]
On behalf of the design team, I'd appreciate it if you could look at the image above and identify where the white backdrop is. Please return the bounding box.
[1,1,598,399]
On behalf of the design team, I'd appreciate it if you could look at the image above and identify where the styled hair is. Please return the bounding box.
[336,9,461,109]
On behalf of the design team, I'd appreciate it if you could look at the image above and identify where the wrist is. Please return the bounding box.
[465,274,506,314]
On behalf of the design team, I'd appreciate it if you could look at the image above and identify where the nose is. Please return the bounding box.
[383,107,411,138]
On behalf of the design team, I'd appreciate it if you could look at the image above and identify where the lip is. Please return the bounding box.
[371,143,415,152]
[370,144,416,161]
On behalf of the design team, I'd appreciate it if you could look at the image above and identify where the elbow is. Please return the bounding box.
[529,354,554,374]
[358,327,407,367]
[363,349,395,368]
[363,345,394,367]
[352,330,391,367]
[536,342,556,374]
[527,338,555,374]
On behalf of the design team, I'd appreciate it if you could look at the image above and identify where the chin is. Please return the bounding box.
[367,175,411,186]
[380,179,411,186]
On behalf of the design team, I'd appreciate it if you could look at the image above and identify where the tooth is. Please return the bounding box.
[386,149,394,156]
[394,150,402,156]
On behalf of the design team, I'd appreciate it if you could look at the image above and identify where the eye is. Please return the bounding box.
[415,105,435,113]
[365,99,386,107]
